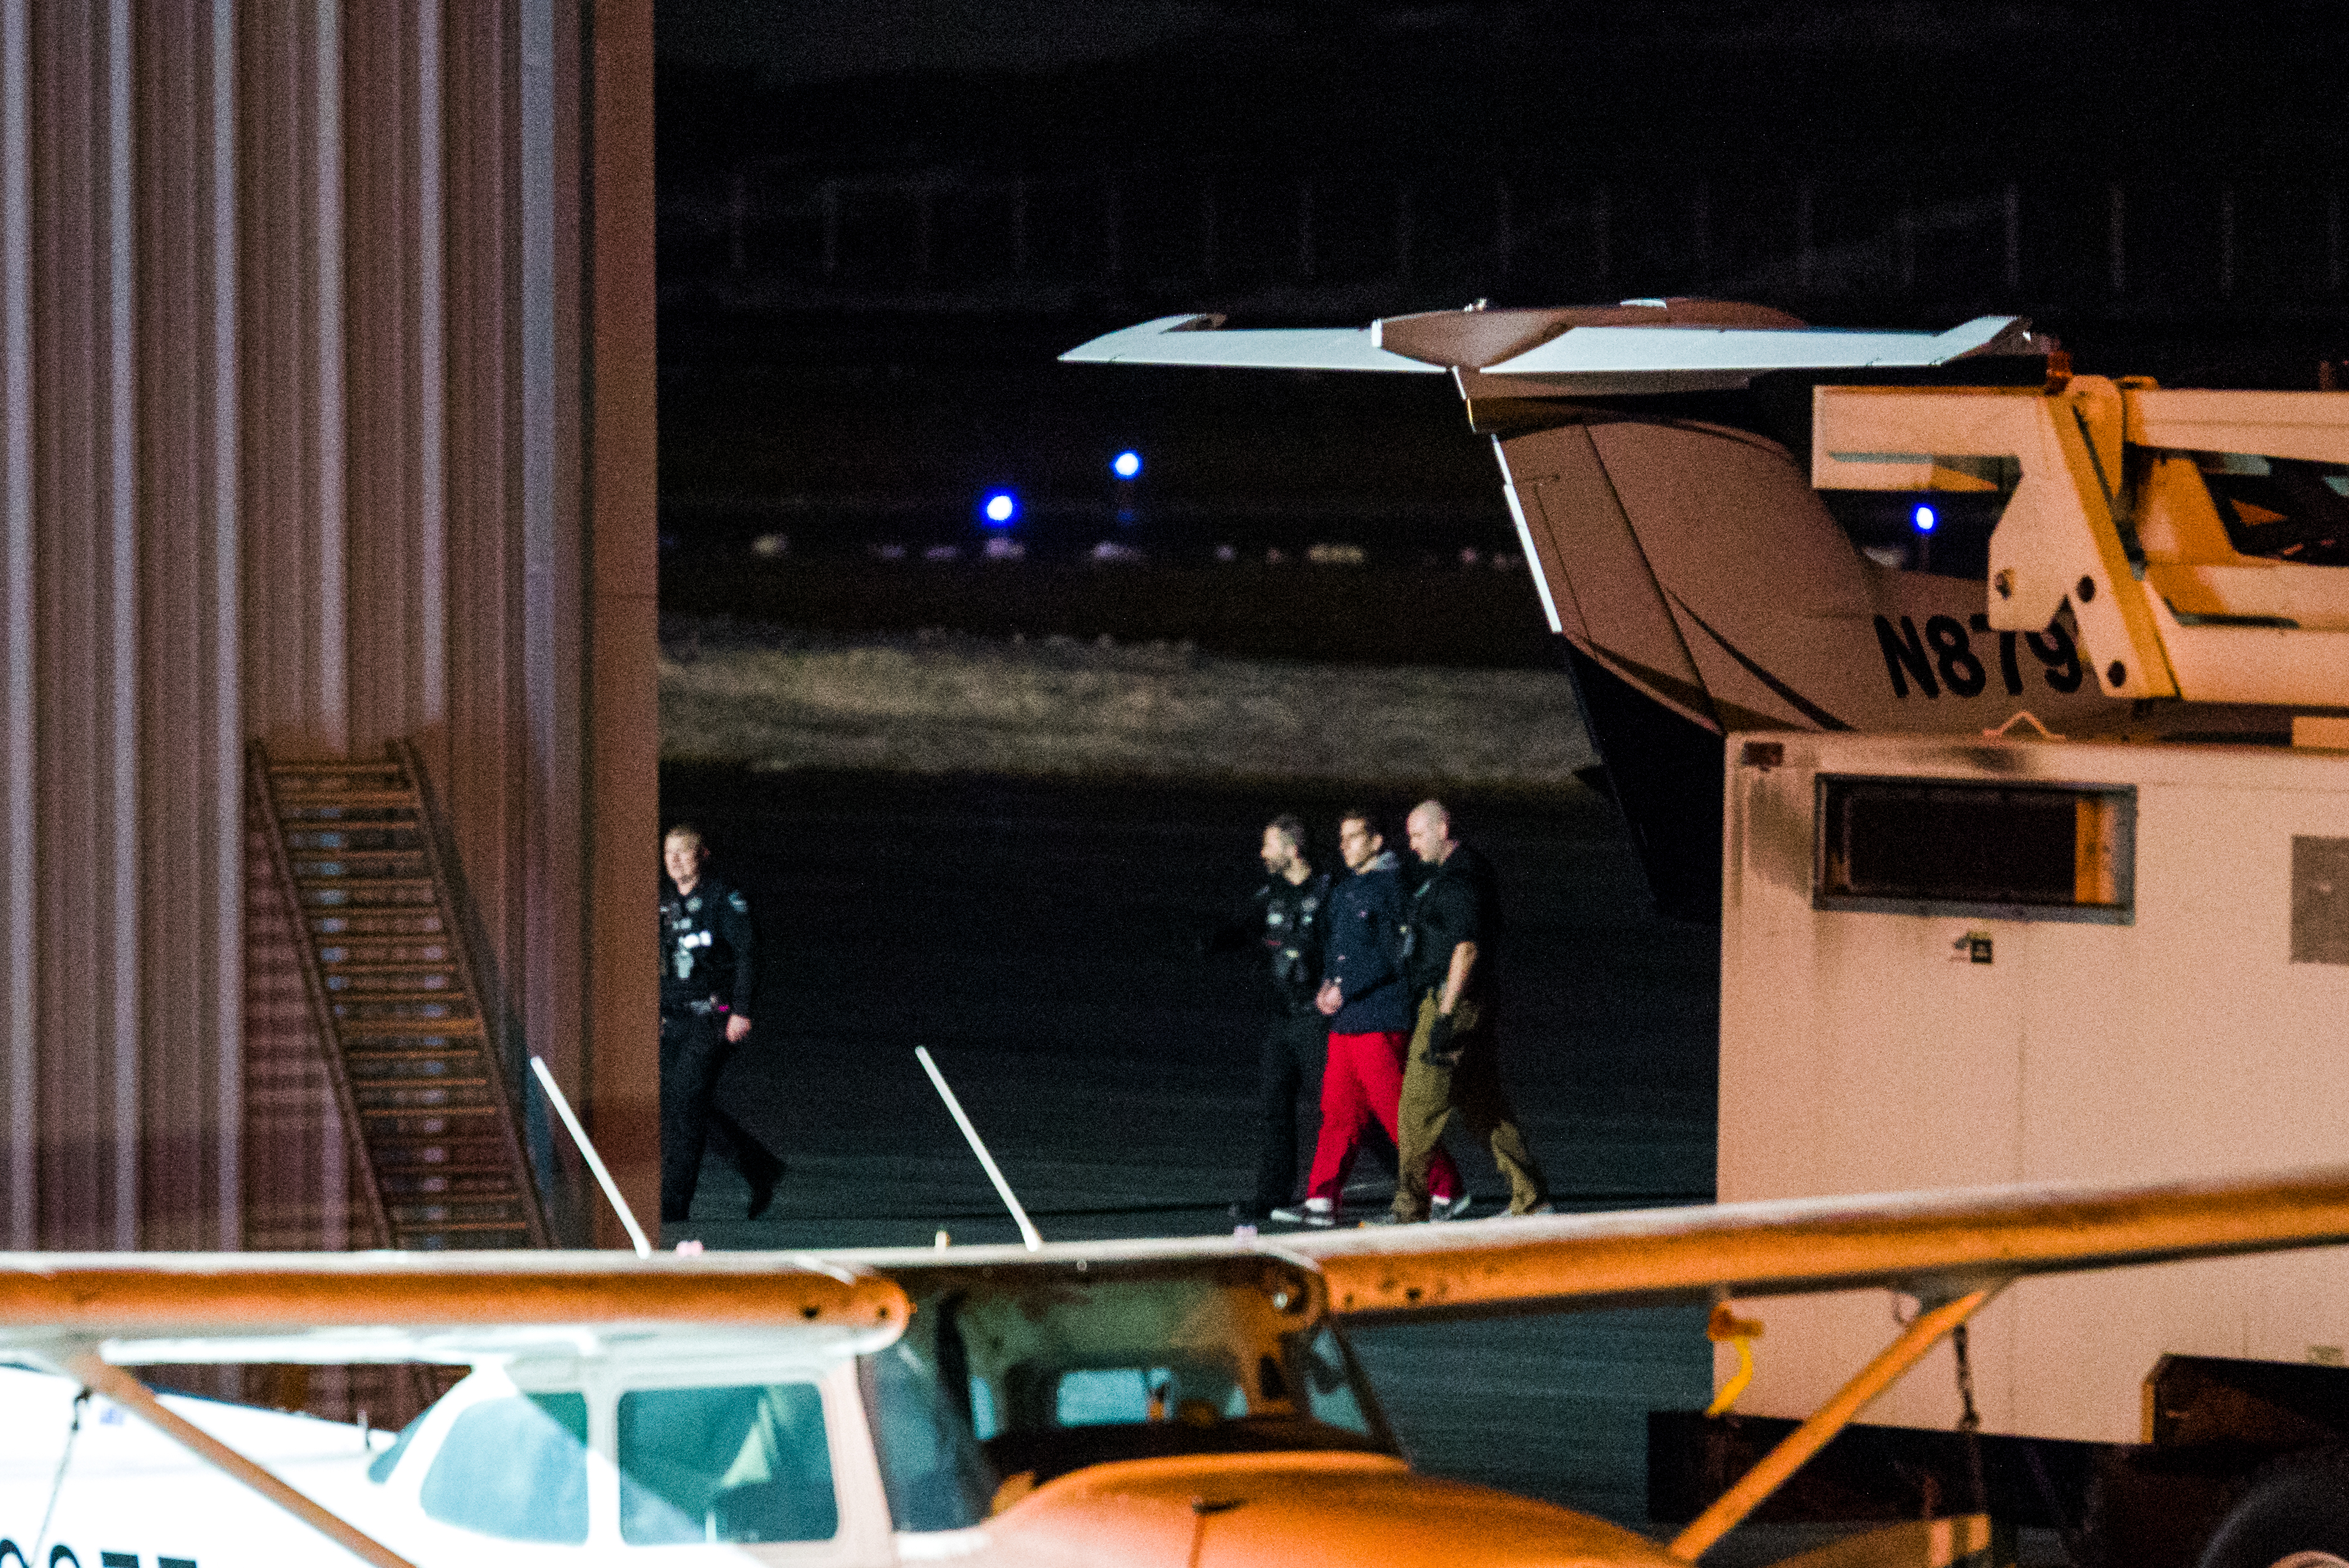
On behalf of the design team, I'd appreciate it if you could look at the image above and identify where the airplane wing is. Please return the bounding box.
[0,1169,2337,1568]
[2,1165,2343,1358]
[847,1162,2349,1322]
[0,1250,911,1365]
[1290,1164,2349,1320]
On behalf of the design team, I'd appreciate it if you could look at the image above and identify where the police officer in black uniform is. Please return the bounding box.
[1210,814,1396,1223]
[660,823,784,1222]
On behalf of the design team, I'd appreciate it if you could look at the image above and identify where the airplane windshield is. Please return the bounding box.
[417,1390,589,1544]
[616,1381,839,1544]
[862,1266,1396,1532]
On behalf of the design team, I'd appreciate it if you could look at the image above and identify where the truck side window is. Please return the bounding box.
[618,1383,838,1544]
[2195,451,2349,567]
[1815,776,2134,922]
[418,1391,588,1544]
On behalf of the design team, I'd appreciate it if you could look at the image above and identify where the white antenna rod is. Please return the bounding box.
[915,1046,1042,1251]
[530,1055,653,1258]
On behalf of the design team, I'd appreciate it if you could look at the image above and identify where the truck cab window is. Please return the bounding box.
[1819,486,2014,580]
[417,1391,589,1544]
[618,1383,839,1545]
[2196,452,2349,566]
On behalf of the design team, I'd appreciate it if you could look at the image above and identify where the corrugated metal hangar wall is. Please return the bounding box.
[0,2,657,1252]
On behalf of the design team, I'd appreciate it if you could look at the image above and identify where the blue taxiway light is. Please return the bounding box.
[1912,503,1937,534]
[982,491,1018,526]
[1111,450,1142,480]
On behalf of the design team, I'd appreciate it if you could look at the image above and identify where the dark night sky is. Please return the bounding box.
[655,0,1225,83]
[655,2,2349,90]
[654,1,2349,188]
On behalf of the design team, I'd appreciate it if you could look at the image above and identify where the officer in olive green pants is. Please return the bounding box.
[1391,800,1551,1222]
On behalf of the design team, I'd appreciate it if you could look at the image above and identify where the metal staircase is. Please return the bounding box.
[250,738,549,1250]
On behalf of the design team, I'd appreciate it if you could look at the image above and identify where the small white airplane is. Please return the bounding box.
[3,1164,2348,1567]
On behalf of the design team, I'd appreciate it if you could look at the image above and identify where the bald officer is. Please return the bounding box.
[1389,799,1551,1222]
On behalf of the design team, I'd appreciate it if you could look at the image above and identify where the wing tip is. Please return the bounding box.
[1058,313,1226,363]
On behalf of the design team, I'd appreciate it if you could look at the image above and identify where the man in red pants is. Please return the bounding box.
[1271,810,1466,1227]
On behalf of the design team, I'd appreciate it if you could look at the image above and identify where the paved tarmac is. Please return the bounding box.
[653,765,2080,1563]
[657,763,1733,1536]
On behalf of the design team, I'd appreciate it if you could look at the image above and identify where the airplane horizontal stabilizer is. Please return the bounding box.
[1061,308,2038,389]
[1480,317,2029,378]
[1057,313,1444,373]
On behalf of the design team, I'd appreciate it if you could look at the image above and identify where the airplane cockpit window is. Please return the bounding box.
[2194,452,2349,565]
[862,1337,1005,1533]
[968,1373,1000,1439]
[617,1383,839,1545]
[866,1269,1397,1516]
[1294,1325,1374,1437]
[1049,1366,1250,1426]
[417,1391,589,1544]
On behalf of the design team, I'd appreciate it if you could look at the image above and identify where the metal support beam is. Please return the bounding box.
[1668,1288,1999,1562]
[59,1352,419,1568]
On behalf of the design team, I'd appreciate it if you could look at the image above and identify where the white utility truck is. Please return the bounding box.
[1692,374,2349,1566]
[1702,726,2349,1564]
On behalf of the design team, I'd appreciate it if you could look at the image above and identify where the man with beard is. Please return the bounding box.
[1211,813,1396,1225]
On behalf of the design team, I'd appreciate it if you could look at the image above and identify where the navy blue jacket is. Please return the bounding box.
[1323,851,1412,1033]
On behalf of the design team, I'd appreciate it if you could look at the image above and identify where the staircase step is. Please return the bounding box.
[343,1049,491,1067]
[299,871,435,885]
[388,1199,530,1220]
[287,828,421,847]
[379,1171,533,1197]
[344,1044,483,1059]
[267,760,409,778]
[300,886,441,908]
[307,914,449,939]
[357,1109,505,1133]
[353,1090,496,1114]
[316,955,455,973]
[350,1075,493,1093]
[325,977,461,997]
[289,850,428,868]
[333,1016,479,1037]
[366,1159,523,1182]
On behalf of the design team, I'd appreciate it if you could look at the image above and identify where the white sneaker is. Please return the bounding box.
[1268,1198,1337,1228]
[1432,1192,1474,1222]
